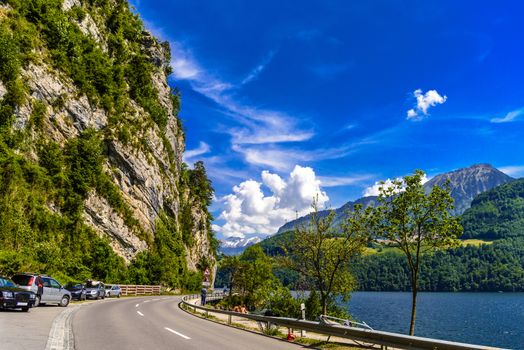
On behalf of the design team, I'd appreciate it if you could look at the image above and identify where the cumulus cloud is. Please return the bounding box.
[406,89,447,121]
[490,108,523,123]
[213,165,329,238]
[363,174,430,197]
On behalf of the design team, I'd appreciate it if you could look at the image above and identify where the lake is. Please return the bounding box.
[345,292,523,349]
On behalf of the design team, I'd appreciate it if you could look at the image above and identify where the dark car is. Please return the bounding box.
[64,283,86,301]
[84,280,105,300]
[0,276,36,312]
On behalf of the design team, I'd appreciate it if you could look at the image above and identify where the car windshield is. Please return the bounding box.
[65,283,83,290]
[11,275,31,286]
[0,278,16,287]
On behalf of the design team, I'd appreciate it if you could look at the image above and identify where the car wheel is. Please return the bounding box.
[117,294,120,298]
[60,295,70,307]
[34,295,41,307]
[82,294,86,301]
[96,293,100,300]
[21,307,29,312]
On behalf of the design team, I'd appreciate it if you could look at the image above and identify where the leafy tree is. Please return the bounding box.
[286,199,371,315]
[371,170,463,335]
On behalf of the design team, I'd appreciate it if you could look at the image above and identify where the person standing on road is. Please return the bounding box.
[201,287,207,305]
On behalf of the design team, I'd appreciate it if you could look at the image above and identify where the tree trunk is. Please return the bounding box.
[409,276,418,336]
[321,294,327,315]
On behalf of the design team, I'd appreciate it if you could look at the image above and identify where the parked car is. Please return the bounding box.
[84,280,105,300]
[11,273,71,307]
[0,276,36,311]
[105,285,121,298]
[64,282,86,301]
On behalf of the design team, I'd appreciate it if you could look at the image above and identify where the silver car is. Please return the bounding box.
[84,280,105,300]
[105,285,121,298]
[11,273,71,307]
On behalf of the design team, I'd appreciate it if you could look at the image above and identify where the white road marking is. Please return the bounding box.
[135,304,139,307]
[152,299,159,301]
[164,327,191,340]
[144,300,151,303]
[137,311,144,317]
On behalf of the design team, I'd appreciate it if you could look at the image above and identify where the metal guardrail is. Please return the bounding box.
[180,294,506,350]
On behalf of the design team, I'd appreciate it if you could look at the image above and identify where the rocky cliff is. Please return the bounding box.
[0,0,216,285]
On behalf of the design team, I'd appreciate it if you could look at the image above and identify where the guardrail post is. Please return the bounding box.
[206,310,209,318]
[228,314,232,325]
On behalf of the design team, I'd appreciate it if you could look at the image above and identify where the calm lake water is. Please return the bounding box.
[345,292,523,349]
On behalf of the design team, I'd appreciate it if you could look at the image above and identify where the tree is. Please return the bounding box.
[287,199,371,316]
[372,170,462,335]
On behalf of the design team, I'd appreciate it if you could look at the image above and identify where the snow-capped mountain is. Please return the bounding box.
[220,236,262,255]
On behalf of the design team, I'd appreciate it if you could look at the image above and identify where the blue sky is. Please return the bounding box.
[131,0,524,239]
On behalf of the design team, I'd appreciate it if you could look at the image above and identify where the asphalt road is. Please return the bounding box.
[0,304,66,350]
[73,296,306,350]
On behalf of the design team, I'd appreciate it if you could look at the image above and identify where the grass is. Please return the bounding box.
[461,239,494,246]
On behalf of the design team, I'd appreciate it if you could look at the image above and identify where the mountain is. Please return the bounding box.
[277,196,379,234]
[276,164,513,234]
[424,163,513,215]
[0,0,215,286]
[220,236,262,255]
[462,178,524,239]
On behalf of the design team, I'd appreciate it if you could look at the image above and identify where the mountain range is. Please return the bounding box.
[220,164,514,255]
[220,236,262,255]
[276,163,513,235]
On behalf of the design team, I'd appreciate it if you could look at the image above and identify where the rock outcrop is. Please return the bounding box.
[4,0,215,271]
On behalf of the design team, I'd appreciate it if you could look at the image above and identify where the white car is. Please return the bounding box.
[105,285,122,298]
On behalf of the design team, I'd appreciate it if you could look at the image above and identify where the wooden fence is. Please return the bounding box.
[119,284,162,296]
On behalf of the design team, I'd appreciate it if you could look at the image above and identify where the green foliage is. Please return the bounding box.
[371,170,463,335]
[0,0,215,291]
[0,25,21,83]
[286,199,371,315]
[217,246,295,312]
[353,238,524,292]
[29,99,47,128]
[462,178,524,239]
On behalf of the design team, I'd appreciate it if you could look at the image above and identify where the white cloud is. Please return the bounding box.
[241,51,276,85]
[319,175,373,187]
[499,165,524,177]
[183,141,210,163]
[406,89,447,121]
[214,165,329,238]
[363,174,430,197]
[490,108,523,123]
[232,143,359,172]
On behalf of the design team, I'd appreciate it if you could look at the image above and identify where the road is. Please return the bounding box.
[74,296,306,350]
[0,304,67,350]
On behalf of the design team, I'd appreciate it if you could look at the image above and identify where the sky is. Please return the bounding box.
[130,0,524,240]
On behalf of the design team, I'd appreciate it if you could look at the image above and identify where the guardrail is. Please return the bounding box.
[119,284,161,296]
[180,294,506,350]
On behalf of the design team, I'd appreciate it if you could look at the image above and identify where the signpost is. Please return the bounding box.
[202,268,211,288]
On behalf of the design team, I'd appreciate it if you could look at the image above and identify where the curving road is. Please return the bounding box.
[73,296,306,350]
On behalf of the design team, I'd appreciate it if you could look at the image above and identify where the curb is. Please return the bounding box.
[45,305,80,350]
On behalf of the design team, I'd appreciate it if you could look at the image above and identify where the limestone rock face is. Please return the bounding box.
[11,0,215,269]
